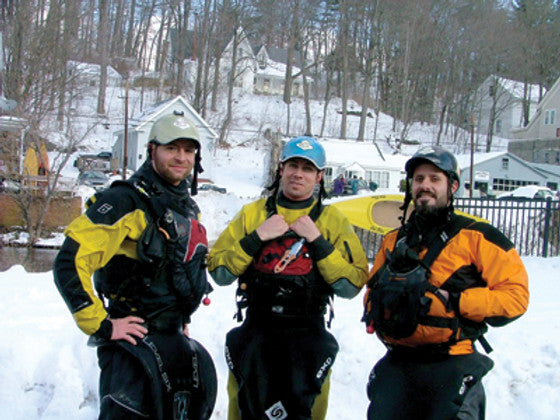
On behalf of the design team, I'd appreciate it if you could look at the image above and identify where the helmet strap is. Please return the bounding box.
[401,178,413,226]
[190,148,203,196]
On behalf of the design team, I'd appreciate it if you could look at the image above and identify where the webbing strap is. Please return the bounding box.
[410,214,475,269]
[111,179,166,222]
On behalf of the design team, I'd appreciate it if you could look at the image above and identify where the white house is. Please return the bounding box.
[112,96,218,181]
[253,46,309,97]
[67,61,123,88]
[320,139,408,191]
[218,27,257,94]
[472,75,543,139]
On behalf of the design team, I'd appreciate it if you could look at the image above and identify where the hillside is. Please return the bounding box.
[56,83,509,189]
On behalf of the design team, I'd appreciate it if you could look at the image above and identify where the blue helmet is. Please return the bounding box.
[281,136,326,170]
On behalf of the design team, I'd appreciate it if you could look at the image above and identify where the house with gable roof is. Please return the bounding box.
[455,151,558,197]
[170,26,257,94]
[111,96,217,181]
[67,61,123,88]
[509,75,560,165]
[253,45,309,97]
[320,140,407,192]
[472,75,543,139]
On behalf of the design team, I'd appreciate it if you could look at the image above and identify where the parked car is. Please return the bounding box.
[198,182,227,193]
[0,178,21,193]
[96,151,112,159]
[78,170,109,190]
[497,185,557,201]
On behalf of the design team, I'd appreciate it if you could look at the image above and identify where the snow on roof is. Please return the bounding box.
[257,59,303,79]
[321,139,409,169]
[455,151,506,168]
[498,77,543,103]
[68,60,122,80]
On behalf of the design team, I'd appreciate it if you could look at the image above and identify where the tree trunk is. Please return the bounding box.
[124,0,137,56]
[319,72,332,138]
[218,28,239,146]
[96,0,109,115]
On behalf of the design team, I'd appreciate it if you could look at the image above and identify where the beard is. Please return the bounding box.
[415,199,440,215]
[413,193,453,232]
[413,190,449,216]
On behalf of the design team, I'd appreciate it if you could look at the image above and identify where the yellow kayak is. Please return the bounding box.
[331,194,487,235]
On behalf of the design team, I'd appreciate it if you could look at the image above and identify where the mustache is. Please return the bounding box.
[415,190,436,200]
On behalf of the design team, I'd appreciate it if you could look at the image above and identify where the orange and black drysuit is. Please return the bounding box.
[208,193,369,420]
[53,162,216,419]
[363,209,529,419]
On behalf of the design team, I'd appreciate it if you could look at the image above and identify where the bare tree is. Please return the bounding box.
[356,1,379,142]
[96,0,109,114]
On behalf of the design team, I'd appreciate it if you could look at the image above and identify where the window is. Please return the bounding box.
[323,167,333,182]
[366,170,390,188]
[495,119,502,134]
[292,83,300,96]
[544,109,556,125]
[263,79,270,93]
[492,179,538,192]
[258,55,266,69]
[501,158,509,170]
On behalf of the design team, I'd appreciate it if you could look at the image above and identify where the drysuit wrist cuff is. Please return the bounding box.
[448,292,461,313]
[92,318,113,341]
[240,231,263,256]
[309,235,334,260]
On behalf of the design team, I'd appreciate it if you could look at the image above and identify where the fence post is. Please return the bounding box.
[542,199,552,258]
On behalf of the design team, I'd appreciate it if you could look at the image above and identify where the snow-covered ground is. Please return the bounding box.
[0,251,558,419]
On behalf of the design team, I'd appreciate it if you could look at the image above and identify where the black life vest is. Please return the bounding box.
[363,215,492,353]
[94,177,212,329]
[235,197,333,324]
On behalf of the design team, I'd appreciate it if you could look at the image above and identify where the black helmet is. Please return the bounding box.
[405,146,460,182]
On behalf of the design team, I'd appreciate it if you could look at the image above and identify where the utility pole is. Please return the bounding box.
[116,57,135,181]
[123,77,129,181]
[469,113,475,198]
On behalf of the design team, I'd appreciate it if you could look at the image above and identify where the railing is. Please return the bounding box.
[356,198,560,259]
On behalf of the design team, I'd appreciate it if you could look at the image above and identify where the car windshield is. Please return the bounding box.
[536,190,553,199]
[82,171,106,179]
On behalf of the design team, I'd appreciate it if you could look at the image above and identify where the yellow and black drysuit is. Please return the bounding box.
[363,208,529,420]
[53,162,216,420]
[208,193,369,420]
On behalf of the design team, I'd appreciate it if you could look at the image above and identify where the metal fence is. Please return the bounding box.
[356,198,560,260]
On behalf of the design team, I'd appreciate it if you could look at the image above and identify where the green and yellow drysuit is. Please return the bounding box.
[208,193,368,420]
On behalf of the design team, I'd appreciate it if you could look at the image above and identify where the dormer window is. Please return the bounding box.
[502,157,509,170]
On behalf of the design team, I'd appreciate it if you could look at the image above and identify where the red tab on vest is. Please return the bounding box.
[184,219,208,262]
